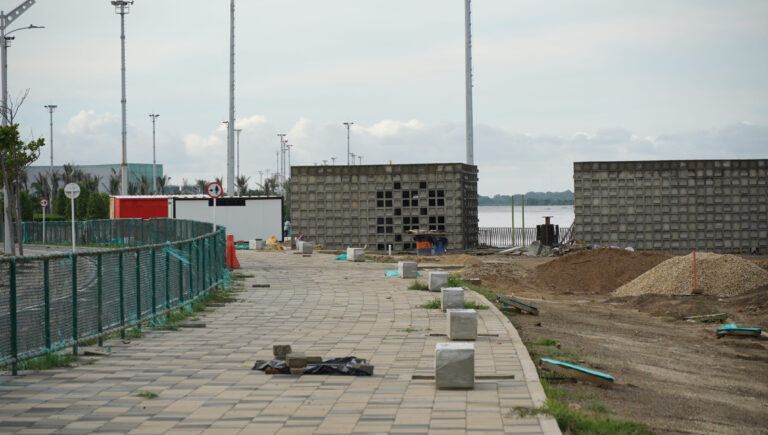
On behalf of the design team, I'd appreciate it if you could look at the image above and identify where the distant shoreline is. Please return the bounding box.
[478,191,574,207]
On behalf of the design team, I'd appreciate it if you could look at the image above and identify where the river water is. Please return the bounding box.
[478,205,574,228]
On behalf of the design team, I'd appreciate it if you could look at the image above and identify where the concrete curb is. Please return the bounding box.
[469,290,562,435]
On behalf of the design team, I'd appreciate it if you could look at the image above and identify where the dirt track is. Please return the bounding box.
[457,250,768,434]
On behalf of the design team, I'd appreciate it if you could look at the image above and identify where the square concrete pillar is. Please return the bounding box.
[398,261,418,279]
[300,242,314,254]
[429,272,449,292]
[447,309,477,340]
[435,342,474,389]
[441,287,464,311]
[346,248,365,262]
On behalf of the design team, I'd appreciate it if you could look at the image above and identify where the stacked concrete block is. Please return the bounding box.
[290,163,479,252]
[428,272,449,292]
[249,239,265,250]
[441,287,464,311]
[346,248,366,262]
[574,160,768,253]
[447,309,477,340]
[435,342,475,389]
[398,261,418,278]
[299,241,314,254]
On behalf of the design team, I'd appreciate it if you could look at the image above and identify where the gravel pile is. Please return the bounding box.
[614,252,768,297]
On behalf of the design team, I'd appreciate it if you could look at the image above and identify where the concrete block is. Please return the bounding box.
[429,272,449,292]
[290,368,304,375]
[286,352,308,368]
[300,242,314,254]
[435,342,474,389]
[249,239,265,250]
[346,247,366,262]
[273,344,292,359]
[447,309,477,340]
[398,261,418,279]
[441,287,464,311]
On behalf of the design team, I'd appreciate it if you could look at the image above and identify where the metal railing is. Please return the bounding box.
[0,219,227,374]
[478,226,573,247]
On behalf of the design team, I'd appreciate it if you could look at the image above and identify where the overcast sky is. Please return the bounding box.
[8,0,768,195]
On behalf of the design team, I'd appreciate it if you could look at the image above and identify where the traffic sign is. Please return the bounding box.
[206,182,223,199]
[40,198,48,207]
[64,183,81,199]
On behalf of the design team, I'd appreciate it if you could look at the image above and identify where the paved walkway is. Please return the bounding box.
[0,251,558,434]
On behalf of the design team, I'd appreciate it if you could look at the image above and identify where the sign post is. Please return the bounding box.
[40,199,49,244]
[64,183,81,252]
[206,182,223,232]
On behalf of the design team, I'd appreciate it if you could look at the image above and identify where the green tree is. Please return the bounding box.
[19,190,35,221]
[87,192,110,220]
[75,184,91,221]
[55,188,70,218]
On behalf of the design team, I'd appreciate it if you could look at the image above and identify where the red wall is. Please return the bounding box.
[114,197,168,219]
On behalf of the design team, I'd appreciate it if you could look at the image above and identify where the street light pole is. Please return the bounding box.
[111,1,133,195]
[227,0,236,196]
[235,128,242,178]
[45,104,56,202]
[149,113,159,193]
[276,133,286,190]
[1,0,42,255]
[343,122,354,165]
[464,0,475,165]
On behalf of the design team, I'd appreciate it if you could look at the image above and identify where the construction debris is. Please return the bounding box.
[497,295,539,316]
[716,324,763,339]
[253,357,373,376]
[273,344,292,359]
[682,313,728,323]
[540,358,614,388]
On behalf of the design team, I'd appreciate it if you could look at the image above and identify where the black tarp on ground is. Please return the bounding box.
[252,357,372,376]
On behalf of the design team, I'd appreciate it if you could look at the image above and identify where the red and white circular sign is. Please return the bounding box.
[206,182,223,199]
[40,198,49,207]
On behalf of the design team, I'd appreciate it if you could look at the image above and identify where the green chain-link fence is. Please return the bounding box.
[0,219,227,375]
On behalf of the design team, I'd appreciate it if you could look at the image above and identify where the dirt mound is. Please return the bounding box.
[529,248,670,294]
[614,252,768,297]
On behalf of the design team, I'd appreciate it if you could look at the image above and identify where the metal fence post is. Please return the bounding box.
[10,259,18,376]
[136,251,141,327]
[119,252,125,339]
[188,243,193,298]
[72,255,78,356]
[151,249,156,316]
[165,245,170,310]
[44,259,51,349]
[97,254,103,347]
[179,249,185,304]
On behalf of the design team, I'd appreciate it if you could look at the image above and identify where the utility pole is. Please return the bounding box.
[45,104,56,204]
[1,0,42,255]
[285,143,292,180]
[464,0,474,165]
[112,1,133,195]
[149,113,159,193]
[331,157,336,165]
[235,128,242,178]
[227,0,236,196]
[343,122,354,165]
[276,133,286,190]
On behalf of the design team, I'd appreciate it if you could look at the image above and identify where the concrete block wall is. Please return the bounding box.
[290,163,478,251]
[573,160,768,253]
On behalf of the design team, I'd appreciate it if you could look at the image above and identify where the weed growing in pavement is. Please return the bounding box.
[408,281,429,290]
[418,298,441,309]
[136,391,158,399]
[463,301,488,310]
[401,328,419,333]
[124,327,144,339]
[0,352,79,371]
[365,255,397,263]
[231,272,255,280]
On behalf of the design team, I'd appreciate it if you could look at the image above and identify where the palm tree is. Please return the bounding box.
[235,175,250,196]
[102,169,121,195]
[181,178,191,194]
[259,175,278,196]
[84,174,101,192]
[195,179,208,194]
[156,175,170,194]
[138,175,150,195]
[31,172,49,198]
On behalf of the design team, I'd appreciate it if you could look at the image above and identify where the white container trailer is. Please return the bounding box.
[168,196,283,241]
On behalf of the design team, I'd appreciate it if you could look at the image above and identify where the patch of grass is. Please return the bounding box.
[366,255,397,263]
[532,346,582,365]
[124,327,144,339]
[587,401,611,414]
[0,352,79,371]
[401,328,419,333]
[546,398,651,434]
[408,280,429,291]
[535,338,559,347]
[418,298,441,309]
[447,273,497,302]
[463,301,488,310]
[136,391,158,399]
[231,272,254,280]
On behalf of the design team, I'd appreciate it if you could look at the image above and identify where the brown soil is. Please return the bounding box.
[530,248,671,294]
[454,250,768,434]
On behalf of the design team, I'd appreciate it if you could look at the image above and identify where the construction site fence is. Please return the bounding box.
[0,218,227,374]
[478,226,574,247]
